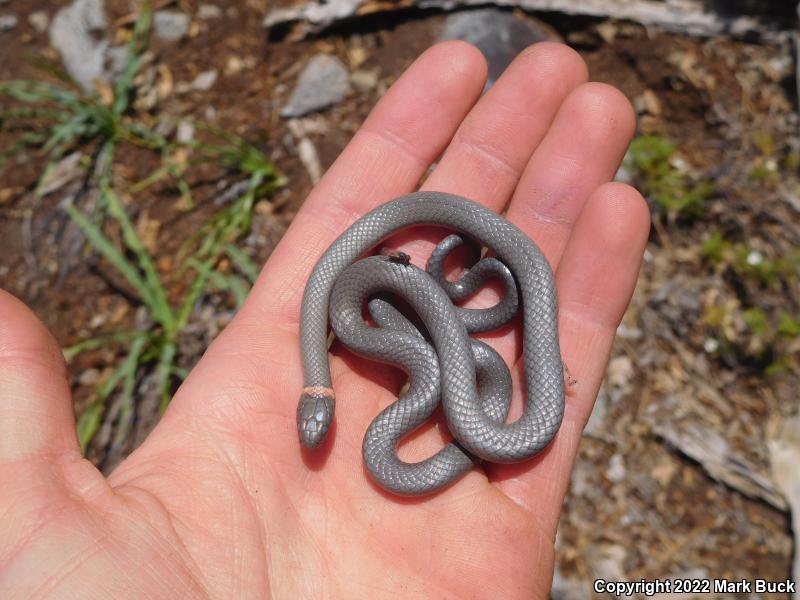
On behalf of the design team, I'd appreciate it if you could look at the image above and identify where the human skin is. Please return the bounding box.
[0,41,649,599]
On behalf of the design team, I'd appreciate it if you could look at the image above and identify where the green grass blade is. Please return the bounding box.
[102,184,175,330]
[65,203,159,313]
[175,258,214,328]
[0,80,82,108]
[0,130,50,168]
[77,402,105,453]
[111,335,148,447]
[188,258,250,308]
[63,330,142,361]
[157,340,177,412]
[76,334,148,453]
[0,107,69,122]
[225,244,260,283]
[113,0,153,115]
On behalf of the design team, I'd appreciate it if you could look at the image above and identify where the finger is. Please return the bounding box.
[490,182,650,530]
[244,41,488,328]
[384,43,587,279]
[164,42,487,425]
[506,82,636,269]
[394,78,633,379]
[321,43,587,464]
[0,290,80,463]
[424,42,588,206]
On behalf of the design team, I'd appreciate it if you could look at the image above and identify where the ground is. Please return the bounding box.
[0,1,798,597]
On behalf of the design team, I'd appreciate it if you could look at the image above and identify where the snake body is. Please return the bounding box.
[297,192,564,496]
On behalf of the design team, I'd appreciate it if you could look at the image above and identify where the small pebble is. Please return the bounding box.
[703,337,720,353]
[79,368,101,387]
[350,69,379,91]
[192,69,218,91]
[746,250,763,266]
[176,119,195,144]
[607,355,634,389]
[606,454,627,483]
[198,4,222,20]
[28,10,49,32]
[153,10,190,41]
[0,14,18,31]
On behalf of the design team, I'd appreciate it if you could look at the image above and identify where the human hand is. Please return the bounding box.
[0,42,649,598]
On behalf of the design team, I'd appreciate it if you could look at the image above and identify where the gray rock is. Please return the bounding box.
[0,13,18,31]
[198,4,222,20]
[191,69,218,91]
[49,0,116,92]
[439,9,548,89]
[281,54,351,118]
[153,10,190,41]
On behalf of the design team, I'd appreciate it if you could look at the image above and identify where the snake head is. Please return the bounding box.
[297,388,335,448]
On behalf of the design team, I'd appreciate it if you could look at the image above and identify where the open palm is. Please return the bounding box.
[1,42,649,598]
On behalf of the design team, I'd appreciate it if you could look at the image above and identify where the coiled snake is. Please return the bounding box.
[296,192,564,496]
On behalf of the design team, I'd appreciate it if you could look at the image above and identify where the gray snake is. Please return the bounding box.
[296,192,564,496]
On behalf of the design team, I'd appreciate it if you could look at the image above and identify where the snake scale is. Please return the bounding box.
[296,191,564,496]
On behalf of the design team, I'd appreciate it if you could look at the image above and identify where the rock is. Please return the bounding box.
[615,163,634,185]
[439,9,548,89]
[0,13,17,31]
[606,454,627,483]
[551,565,588,599]
[153,10,190,41]
[191,69,218,91]
[607,355,635,390]
[634,89,662,116]
[350,68,379,91]
[176,69,219,94]
[176,120,195,144]
[287,120,323,183]
[198,4,223,20]
[49,0,120,92]
[78,368,101,386]
[281,54,351,118]
[225,55,251,75]
[616,323,643,340]
[584,385,609,438]
[28,10,49,32]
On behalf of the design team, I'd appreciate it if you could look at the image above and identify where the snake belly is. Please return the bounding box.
[296,191,564,496]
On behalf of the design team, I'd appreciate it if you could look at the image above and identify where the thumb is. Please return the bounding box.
[0,290,80,463]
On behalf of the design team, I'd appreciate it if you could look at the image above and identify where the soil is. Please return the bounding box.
[1,1,798,597]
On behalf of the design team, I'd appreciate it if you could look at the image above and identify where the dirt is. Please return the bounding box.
[1,1,798,597]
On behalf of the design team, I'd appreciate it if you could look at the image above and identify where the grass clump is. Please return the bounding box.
[701,230,799,374]
[702,231,800,288]
[0,1,284,452]
[625,135,714,222]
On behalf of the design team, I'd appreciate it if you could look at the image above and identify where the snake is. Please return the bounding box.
[296,191,564,496]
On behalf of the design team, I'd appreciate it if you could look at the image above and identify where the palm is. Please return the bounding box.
[0,42,648,598]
